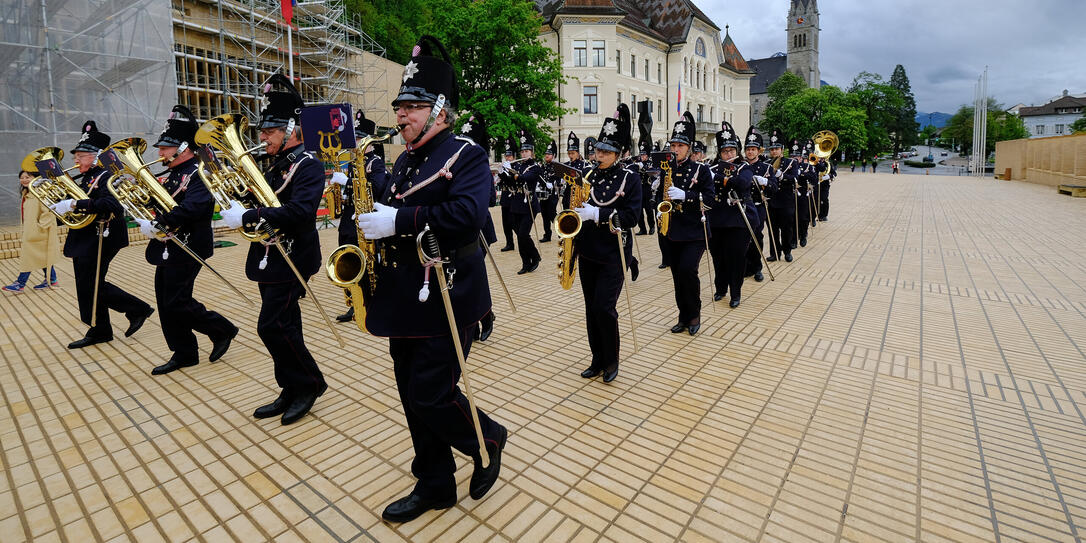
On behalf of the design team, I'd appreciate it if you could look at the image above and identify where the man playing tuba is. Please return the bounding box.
[217,75,328,425]
[54,121,154,349]
[137,106,238,375]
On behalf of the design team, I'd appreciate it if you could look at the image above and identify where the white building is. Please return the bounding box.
[1018,91,1086,138]
[534,0,754,153]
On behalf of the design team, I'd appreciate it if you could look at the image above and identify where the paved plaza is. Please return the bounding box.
[1,172,1085,542]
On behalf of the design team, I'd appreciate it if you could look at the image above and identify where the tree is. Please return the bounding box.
[349,0,438,65]
[759,71,807,133]
[428,0,569,148]
[889,65,919,154]
[1071,113,1086,134]
[777,85,867,160]
[847,71,905,160]
[942,98,1028,158]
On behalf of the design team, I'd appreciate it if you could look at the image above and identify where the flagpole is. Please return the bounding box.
[288,24,294,82]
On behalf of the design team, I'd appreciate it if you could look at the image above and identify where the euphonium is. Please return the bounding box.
[100,138,175,235]
[656,160,676,236]
[554,168,593,290]
[325,129,398,332]
[194,114,279,241]
[22,147,96,229]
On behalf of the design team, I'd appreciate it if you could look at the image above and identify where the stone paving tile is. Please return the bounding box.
[2,172,1085,542]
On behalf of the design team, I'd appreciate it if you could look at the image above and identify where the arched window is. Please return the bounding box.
[684,58,688,82]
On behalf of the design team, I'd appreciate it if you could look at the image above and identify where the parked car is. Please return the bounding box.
[941,152,948,156]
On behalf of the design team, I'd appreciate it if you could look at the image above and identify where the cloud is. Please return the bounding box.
[704,0,1086,113]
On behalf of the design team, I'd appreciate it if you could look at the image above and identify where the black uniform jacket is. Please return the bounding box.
[508,160,542,216]
[575,163,642,266]
[240,144,325,282]
[768,157,801,210]
[365,129,493,338]
[744,158,778,209]
[66,166,129,258]
[147,157,214,266]
[706,159,757,229]
[663,157,714,242]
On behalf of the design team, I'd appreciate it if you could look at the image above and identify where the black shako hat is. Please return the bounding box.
[72,120,110,154]
[584,136,597,156]
[669,111,696,146]
[154,106,198,149]
[595,104,631,154]
[692,140,707,154]
[258,74,304,129]
[544,140,557,156]
[789,138,803,156]
[503,136,517,157]
[355,109,376,137]
[392,35,458,109]
[767,128,785,149]
[639,139,652,156]
[744,126,764,149]
[567,131,580,152]
[458,114,490,154]
[716,121,738,150]
[518,129,534,151]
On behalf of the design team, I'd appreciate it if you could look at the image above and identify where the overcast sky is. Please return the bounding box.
[706,0,1085,113]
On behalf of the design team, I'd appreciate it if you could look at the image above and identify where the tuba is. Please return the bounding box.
[812,130,838,160]
[194,114,279,241]
[22,147,96,229]
[325,129,398,332]
[99,138,175,232]
[554,164,593,290]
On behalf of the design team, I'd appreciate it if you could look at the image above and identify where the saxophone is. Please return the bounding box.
[656,160,676,236]
[325,129,397,332]
[554,168,593,290]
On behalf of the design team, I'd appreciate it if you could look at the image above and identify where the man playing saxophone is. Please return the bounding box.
[572,104,641,383]
[136,106,238,374]
[52,121,154,349]
[354,35,507,523]
[217,75,328,425]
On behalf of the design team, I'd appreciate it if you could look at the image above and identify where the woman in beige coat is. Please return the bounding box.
[3,170,60,292]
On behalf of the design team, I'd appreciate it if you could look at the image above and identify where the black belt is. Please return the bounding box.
[381,235,480,266]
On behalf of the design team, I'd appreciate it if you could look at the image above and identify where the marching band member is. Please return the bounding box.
[691,140,707,164]
[585,136,597,166]
[506,129,542,274]
[742,127,777,282]
[538,140,559,243]
[138,106,237,374]
[816,154,836,221]
[795,139,815,246]
[334,109,388,323]
[497,138,517,252]
[706,122,754,307]
[766,129,797,263]
[563,132,589,209]
[460,114,497,342]
[574,105,641,382]
[55,121,154,349]
[661,112,714,335]
[355,35,507,522]
[218,74,328,425]
[636,140,656,236]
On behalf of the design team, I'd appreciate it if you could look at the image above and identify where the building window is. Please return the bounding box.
[695,38,706,57]
[592,40,605,67]
[1056,124,1064,135]
[644,59,649,81]
[1035,125,1045,135]
[584,86,598,114]
[710,106,714,122]
[631,54,636,78]
[683,58,687,82]
[573,40,587,67]
[616,50,621,74]
[617,92,622,108]
[657,63,662,83]
[657,99,662,117]
[632,94,637,119]
[697,104,704,122]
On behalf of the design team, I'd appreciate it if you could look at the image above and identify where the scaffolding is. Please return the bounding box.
[0,0,176,226]
[171,0,387,124]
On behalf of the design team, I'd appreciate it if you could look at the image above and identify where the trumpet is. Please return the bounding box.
[22,147,96,229]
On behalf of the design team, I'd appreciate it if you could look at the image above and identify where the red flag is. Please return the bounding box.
[281,0,295,25]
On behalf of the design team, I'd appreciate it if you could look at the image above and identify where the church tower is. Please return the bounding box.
[786,0,820,89]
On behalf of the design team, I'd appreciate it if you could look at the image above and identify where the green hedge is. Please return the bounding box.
[904,160,936,168]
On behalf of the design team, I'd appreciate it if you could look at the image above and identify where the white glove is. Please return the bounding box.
[651,178,661,191]
[655,211,663,221]
[822,174,830,181]
[754,175,768,186]
[545,182,554,190]
[330,171,348,186]
[500,160,512,174]
[667,186,686,200]
[356,202,397,240]
[219,200,247,229]
[575,203,599,223]
[50,199,76,215]
[136,218,156,238]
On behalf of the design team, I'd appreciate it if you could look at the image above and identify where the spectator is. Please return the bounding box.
[3,170,60,292]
